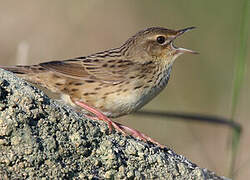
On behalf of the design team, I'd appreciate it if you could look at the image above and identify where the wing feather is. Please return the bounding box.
[39,58,138,84]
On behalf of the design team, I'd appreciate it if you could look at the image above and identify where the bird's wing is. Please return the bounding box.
[39,58,138,84]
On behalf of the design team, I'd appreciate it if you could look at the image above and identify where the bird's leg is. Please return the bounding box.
[74,100,164,147]
[74,100,126,135]
[116,123,164,147]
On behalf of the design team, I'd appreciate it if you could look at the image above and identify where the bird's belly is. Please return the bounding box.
[101,91,142,117]
[103,87,163,117]
[104,68,171,117]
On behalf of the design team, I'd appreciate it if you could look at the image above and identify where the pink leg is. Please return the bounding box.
[74,100,164,147]
[74,100,126,135]
[117,123,164,147]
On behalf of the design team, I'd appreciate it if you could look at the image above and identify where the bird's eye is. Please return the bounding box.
[156,36,166,44]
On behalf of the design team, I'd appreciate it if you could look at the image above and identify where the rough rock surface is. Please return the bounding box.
[0,69,229,179]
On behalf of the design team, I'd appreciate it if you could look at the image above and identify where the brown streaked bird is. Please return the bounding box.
[0,27,197,147]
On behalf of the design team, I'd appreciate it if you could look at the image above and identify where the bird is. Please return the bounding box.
[0,27,197,147]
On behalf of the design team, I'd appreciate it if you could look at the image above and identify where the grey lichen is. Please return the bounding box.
[0,69,229,179]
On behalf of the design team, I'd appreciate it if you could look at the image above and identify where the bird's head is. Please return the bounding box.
[123,27,198,65]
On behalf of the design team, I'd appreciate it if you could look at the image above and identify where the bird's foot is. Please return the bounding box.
[74,100,164,147]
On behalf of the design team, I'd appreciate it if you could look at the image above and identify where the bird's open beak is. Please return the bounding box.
[176,26,196,37]
[171,27,198,54]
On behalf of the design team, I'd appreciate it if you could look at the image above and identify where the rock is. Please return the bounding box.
[0,69,229,179]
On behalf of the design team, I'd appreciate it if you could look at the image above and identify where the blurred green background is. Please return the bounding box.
[0,0,249,179]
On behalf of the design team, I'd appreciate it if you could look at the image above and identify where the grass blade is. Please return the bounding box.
[229,0,249,177]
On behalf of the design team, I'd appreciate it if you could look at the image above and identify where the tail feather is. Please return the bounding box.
[0,65,55,92]
[0,65,46,75]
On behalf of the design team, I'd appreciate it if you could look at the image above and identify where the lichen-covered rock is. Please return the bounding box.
[0,69,229,179]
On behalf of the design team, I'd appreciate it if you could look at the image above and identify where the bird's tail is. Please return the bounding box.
[0,64,50,86]
[0,65,46,75]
